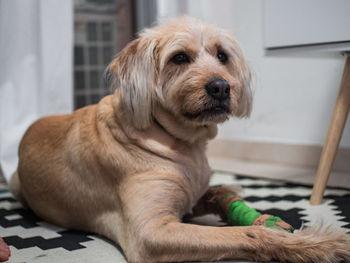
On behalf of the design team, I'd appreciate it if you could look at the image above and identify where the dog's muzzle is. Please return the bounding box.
[183,78,231,121]
[205,78,230,101]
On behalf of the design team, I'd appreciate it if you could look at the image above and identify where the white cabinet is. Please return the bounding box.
[263,0,350,50]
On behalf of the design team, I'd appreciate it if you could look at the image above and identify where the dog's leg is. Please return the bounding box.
[118,180,350,263]
[188,186,293,232]
[125,215,350,263]
[185,186,236,220]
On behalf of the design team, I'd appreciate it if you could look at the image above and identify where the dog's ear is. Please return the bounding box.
[235,59,252,118]
[224,35,253,118]
[108,36,159,129]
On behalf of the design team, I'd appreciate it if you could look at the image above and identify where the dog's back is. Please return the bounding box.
[16,109,85,226]
[15,100,126,230]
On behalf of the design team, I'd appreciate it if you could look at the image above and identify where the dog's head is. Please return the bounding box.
[109,17,252,130]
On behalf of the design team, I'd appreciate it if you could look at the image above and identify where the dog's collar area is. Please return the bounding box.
[151,107,217,144]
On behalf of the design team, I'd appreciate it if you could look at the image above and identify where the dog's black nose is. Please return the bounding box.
[205,78,230,101]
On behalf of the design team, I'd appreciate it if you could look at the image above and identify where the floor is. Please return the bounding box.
[2,158,349,263]
[209,156,350,189]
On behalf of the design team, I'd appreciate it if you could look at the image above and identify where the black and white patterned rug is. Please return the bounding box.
[0,171,349,263]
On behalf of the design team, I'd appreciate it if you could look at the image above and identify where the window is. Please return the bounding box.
[73,0,134,109]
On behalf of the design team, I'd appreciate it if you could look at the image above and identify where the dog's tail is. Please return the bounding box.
[8,170,25,205]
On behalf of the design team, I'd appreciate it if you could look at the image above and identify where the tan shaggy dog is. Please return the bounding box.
[12,17,350,263]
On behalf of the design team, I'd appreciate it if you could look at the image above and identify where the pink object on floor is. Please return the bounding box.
[0,238,10,262]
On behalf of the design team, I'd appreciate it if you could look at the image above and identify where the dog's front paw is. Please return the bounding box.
[295,225,350,263]
[264,225,350,263]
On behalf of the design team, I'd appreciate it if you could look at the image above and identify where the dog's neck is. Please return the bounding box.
[152,105,218,145]
[111,93,217,145]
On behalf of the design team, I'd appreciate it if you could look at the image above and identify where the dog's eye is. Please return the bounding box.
[171,52,190,65]
[217,51,228,64]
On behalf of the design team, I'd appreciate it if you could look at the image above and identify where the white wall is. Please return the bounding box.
[157,0,350,147]
[0,0,73,180]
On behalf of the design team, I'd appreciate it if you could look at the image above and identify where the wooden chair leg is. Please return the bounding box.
[310,56,350,205]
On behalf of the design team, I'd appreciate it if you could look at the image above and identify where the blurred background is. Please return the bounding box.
[0,0,349,185]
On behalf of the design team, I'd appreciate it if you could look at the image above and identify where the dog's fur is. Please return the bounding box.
[13,17,350,263]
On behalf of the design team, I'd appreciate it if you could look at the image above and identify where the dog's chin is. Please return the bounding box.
[183,105,231,124]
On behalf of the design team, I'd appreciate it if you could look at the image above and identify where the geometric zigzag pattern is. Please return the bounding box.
[210,172,350,231]
[0,190,94,251]
[1,171,349,262]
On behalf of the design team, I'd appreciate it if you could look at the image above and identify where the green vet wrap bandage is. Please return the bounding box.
[216,188,294,232]
[227,201,261,226]
[226,200,295,232]
[265,215,282,228]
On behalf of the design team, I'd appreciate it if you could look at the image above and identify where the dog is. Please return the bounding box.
[12,17,350,263]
